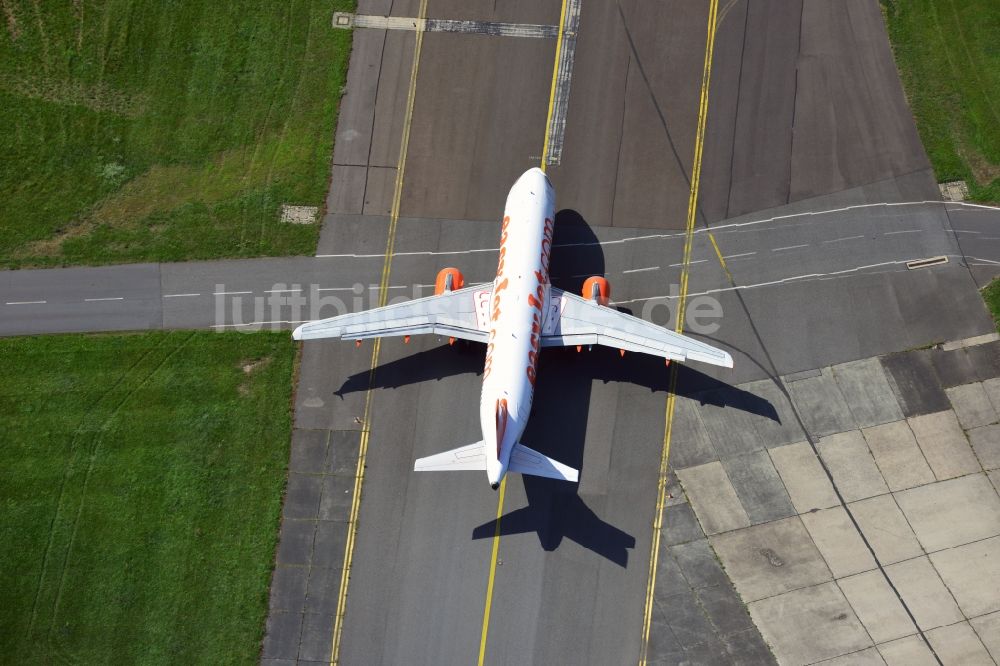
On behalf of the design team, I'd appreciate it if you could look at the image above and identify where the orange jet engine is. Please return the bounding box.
[581,276,610,306]
[435,267,465,295]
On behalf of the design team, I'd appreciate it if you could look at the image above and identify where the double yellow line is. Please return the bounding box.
[476,0,570,662]
[637,1,719,663]
[329,1,429,663]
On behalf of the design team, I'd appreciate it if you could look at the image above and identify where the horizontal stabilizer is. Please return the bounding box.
[414,441,486,471]
[509,443,578,482]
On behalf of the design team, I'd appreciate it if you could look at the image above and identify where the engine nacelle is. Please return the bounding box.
[582,276,610,306]
[435,267,465,295]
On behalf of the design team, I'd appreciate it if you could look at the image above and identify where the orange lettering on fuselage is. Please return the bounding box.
[525,269,545,386]
[483,217,511,380]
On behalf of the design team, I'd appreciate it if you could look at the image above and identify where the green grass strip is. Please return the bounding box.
[882,0,1000,202]
[1,1,355,268]
[0,330,296,663]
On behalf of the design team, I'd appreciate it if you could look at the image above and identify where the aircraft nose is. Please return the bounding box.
[517,167,551,189]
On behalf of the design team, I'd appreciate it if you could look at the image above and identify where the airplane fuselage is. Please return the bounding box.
[480,168,555,488]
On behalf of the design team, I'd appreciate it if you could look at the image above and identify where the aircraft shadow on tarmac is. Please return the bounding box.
[334,211,777,566]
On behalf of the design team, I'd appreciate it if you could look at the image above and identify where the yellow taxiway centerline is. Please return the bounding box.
[329,1,430,663]
[476,476,508,664]
[637,0,720,663]
[477,0,570,662]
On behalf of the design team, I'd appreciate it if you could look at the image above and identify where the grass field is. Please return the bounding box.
[0,1,354,269]
[983,278,1000,331]
[882,0,1000,202]
[0,331,296,663]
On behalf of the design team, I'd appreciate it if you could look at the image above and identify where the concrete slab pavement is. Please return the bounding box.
[970,611,1000,662]
[947,383,999,430]
[837,570,916,644]
[817,431,889,502]
[895,474,1000,553]
[969,424,1000,470]
[862,421,935,492]
[800,507,876,579]
[748,582,872,665]
[930,536,1000,619]
[709,517,831,603]
[849,495,923,566]
[877,634,939,666]
[925,621,994,665]
[660,340,1000,665]
[908,411,981,481]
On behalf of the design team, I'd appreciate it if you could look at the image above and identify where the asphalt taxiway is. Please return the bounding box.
[4,1,1000,664]
[281,1,997,664]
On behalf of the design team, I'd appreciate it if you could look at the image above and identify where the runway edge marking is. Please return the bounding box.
[477,0,571,663]
[637,0,719,663]
[329,1,430,663]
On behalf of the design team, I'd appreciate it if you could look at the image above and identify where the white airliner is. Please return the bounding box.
[293,168,733,489]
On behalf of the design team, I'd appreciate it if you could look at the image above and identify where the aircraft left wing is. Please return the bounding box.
[539,287,733,368]
[292,285,490,342]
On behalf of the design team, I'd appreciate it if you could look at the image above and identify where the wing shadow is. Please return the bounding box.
[334,344,778,421]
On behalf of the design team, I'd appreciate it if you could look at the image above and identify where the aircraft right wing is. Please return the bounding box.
[539,287,733,368]
[509,443,579,482]
[292,284,492,343]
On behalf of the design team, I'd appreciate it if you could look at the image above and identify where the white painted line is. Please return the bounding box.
[772,244,809,252]
[542,0,581,166]
[6,300,46,305]
[883,229,921,236]
[427,18,558,38]
[211,320,310,329]
[723,252,756,259]
[314,285,413,292]
[342,14,559,38]
[264,288,303,294]
[351,15,427,30]
[623,266,659,274]
[213,290,252,295]
[668,259,707,267]
[823,235,866,244]
[84,297,124,302]
[611,259,914,305]
[952,229,981,234]
[163,293,200,298]
[316,247,498,259]
[312,200,1000,260]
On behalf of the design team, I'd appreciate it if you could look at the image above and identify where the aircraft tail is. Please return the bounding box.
[412,440,578,483]
[509,443,579,482]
